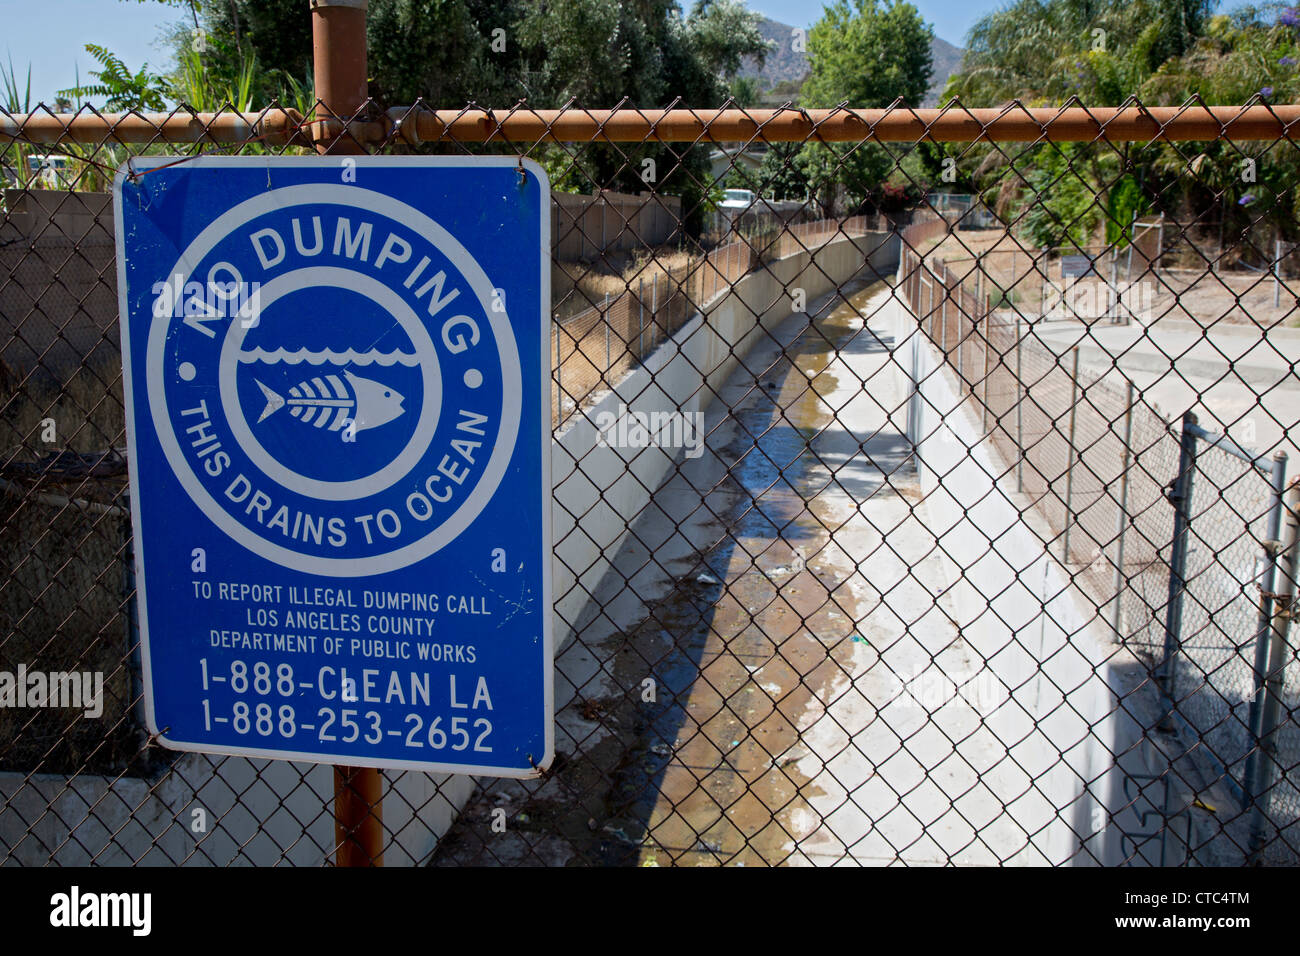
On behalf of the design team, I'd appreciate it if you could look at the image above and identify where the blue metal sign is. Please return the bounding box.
[113,157,552,776]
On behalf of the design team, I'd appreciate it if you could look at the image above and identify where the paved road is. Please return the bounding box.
[1028,317,1300,463]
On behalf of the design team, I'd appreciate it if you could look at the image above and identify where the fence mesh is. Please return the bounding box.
[1,100,1298,866]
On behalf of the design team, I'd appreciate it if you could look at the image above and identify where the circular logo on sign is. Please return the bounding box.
[146,184,521,576]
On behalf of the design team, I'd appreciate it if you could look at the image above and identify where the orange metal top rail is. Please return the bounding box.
[3,104,1299,147]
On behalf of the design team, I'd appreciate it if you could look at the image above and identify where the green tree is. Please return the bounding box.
[1016,143,1106,250]
[177,0,766,109]
[1105,173,1150,246]
[796,142,896,215]
[728,75,762,108]
[791,0,934,216]
[508,0,767,235]
[515,0,657,105]
[688,0,775,83]
[802,0,934,109]
[172,0,517,108]
[755,142,810,200]
[946,0,1217,107]
[369,0,521,105]
[946,3,1300,250]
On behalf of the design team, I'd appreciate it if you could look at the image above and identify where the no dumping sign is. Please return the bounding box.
[113,157,552,775]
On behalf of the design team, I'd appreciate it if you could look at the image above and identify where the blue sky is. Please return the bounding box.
[754,0,1002,42]
[2,0,1268,108]
[3,0,184,107]
[752,0,1263,43]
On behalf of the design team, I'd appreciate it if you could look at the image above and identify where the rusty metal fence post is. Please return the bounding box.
[1016,318,1024,493]
[981,298,991,433]
[312,0,384,868]
[555,321,563,420]
[650,273,658,351]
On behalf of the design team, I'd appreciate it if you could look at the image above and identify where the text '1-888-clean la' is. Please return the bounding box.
[197,657,496,752]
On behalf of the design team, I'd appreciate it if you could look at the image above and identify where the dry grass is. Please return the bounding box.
[553,246,700,322]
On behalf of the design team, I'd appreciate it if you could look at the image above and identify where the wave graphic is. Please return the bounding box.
[237,347,421,367]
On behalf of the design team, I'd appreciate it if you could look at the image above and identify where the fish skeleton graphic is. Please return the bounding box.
[255,371,405,433]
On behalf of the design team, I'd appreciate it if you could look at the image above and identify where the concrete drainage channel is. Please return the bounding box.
[0,224,1184,866]
[432,272,1076,866]
[432,275,902,865]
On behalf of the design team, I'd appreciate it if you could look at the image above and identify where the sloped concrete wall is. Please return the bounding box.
[887,295,1145,865]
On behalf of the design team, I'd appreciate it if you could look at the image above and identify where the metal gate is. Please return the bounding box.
[2,93,1299,865]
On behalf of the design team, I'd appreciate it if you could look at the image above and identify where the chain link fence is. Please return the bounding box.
[1,100,1299,866]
